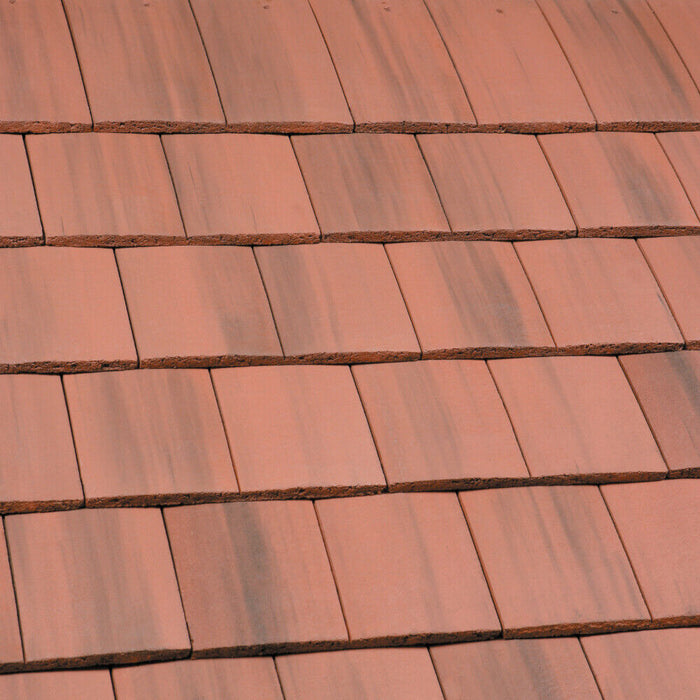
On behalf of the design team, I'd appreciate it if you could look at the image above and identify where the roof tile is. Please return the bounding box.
[0,670,114,700]
[0,521,23,668]
[657,132,700,215]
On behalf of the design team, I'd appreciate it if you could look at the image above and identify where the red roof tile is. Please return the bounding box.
[0,521,23,669]
[657,131,700,215]
[0,670,114,700]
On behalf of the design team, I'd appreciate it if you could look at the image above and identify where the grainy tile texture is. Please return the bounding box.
[0,521,23,668]
[0,670,114,700]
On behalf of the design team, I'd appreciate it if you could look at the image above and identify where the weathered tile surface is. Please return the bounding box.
[0,521,23,668]
[0,670,114,700]
[657,129,700,214]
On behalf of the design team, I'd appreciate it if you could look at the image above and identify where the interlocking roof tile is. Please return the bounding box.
[0,670,114,700]
[0,521,23,669]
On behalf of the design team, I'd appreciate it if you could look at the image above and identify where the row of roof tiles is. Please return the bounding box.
[8,0,700,133]
[5,131,700,245]
[2,353,700,510]
[0,483,696,668]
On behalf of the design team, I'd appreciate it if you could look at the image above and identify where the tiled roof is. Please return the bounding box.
[1,0,699,697]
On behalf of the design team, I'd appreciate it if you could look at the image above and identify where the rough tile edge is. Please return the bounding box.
[578,225,700,238]
[0,121,91,134]
[139,354,284,370]
[93,121,225,134]
[20,648,190,672]
[439,229,574,242]
[0,359,138,374]
[191,638,349,660]
[554,342,684,356]
[645,615,700,629]
[686,340,700,350]
[186,232,320,246]
[85,491,241,508]
[46,234,187,247]
[467,121,596,134]
[236,484,386,500]
[0,661,28,674]
[355,122,455,134]
[322,229,452,243]
[0,236,43,247]
[0,498,84,515]
[668,466,700,478]
[597,121,700,132]
[280,351,422,365]
[224,121,354,134]
[502,618,650,640]
[421,344,557,360]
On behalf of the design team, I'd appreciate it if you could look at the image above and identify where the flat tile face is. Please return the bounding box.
[212,366,383,494]
[0,522,23,667]
[489,356,666,480]
[418,134,574,237]
[460,486,649,635]
[539,133,697,235]
[256,244,419,361]
[7,508,190,665]
[387,242,553,356]
[316,493,500,642]
[163,135,318,243]
[117,246,282,366]
[431,638,600,700]
[602,480,700,622]
[0,670,114,700]
[28,134,184,244]
[658,132,700,215]
[0,248,137,372]
[352,360,527,487]
[165,501,346,653]
[113,658,283,700]
[308,0,474,130]
[190,0,351,131]
[425,0,593,130]
[0,0,90,131]
[64,369,237,505]
[538,0,700,128]
[63,0,223,129]
[0,375,83,512]
[516,239,683,351]
[293,135,448,241]
[277,648,444,700]
[583,629,700,700]
[640,237,700,345]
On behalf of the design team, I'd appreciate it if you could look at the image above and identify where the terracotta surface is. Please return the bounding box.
[163,135,318,244]
[460,486,649,635]
[489,356,666,480]
[582,628,700,700]
[6,508,190,666]
[620,351,700,475]
[0,521,23,668]
[112,658,283,700]
[425,0,593,131]
[117,246,282,367]
[316,493,500,642]
[0,247,137,372]
[516,238,683,352]
[27,133,184,244]
[0,670,114,699]
[539,133,698,236]
[431,638,600,700]
[352,360,527,488]
[190,0,351,132]
[0,375,83,512]
[538,0,700,129]
[277,648,444,700]
[0,0,90,131]
[293,134,447,241]
[212,365,383,495]
[164,501,346,653]
[640,236,700,346]
[387,241,553,356]
[657,131,700,215]
[602,480,700,623]
[64,369,237,505]
[256,244,419,362]
[0,136,43,245]
[308,0,474,131]
[63,0,223,130]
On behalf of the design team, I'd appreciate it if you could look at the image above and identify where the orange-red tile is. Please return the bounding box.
[0,670,114,699]
[63,0,223,131]
[212,366,382,495]
[117,246,281,367]
[602,480,700,623]
[582,628,700,700]
[113,658,283,700]
[0,521,22,668]
[516,239,683,352]
[657,132,700,215]
[431,638,600,700]
[620,351,700,475]
[316,493,500,642]
[539,133,697,236]
[418,134,574,238]
[190,0,351,132]
[163,135,318,244]
[387,241,553,357]
[460,485,649,636]
[640,236,700,346]
[7,508,190,666]
[425,0,594,131]
[165,501,346,653]
[28,134,184,245]
[489,356,666,480]
[308,0,474,131]
[0,0,90,132]
[256,244,419,362]
[277,648,444,700]
[292,135,447,241]
[538,0,700,129]
[0,375,82,512]
[0,248,137,372]
[352,360,527,488]
[64,369,236,506]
